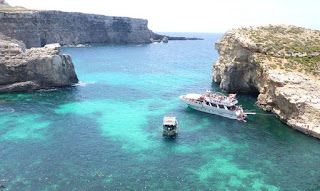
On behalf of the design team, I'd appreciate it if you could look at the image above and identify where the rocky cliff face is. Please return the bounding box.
[0,0,10,8]
[0,34,78,92]
[213,25,320,138]
[0,10,154,48]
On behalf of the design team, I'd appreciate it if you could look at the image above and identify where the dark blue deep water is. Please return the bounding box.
[1,33,320,190]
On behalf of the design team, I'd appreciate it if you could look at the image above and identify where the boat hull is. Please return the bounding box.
[188,104,238,119]
[180,97,242,120]
[163,130,178,138]
[163,133,177,138]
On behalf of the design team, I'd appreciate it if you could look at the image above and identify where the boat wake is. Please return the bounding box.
[37,88,58,92]
[73,81,96,87]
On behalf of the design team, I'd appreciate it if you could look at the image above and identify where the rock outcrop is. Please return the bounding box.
[213,25,320,138]
[0,0,10,8]
[162,36,168,43]
[0,10,154,48]
[152,33,204,42]
[0,34,78,92]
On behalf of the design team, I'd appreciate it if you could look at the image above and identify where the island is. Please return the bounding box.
[213,25,320,138]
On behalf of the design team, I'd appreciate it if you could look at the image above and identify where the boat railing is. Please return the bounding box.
[182,93,239,106]
[208,98,238,106]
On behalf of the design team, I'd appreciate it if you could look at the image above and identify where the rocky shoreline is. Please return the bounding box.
[213,25,320,139]
[151,33,203,43]
[0,34,78,92]
[0,1,204,93]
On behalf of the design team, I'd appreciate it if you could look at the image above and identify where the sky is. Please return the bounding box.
[6,0,320,33]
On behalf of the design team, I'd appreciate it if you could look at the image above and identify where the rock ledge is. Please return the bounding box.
[0,34,78,92]
[213,25,320,138]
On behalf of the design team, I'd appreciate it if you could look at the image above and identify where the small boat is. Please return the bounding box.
[163,115,178,138]
[180,90,251,121]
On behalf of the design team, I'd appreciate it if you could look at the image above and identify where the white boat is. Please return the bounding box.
[179,90,247,120]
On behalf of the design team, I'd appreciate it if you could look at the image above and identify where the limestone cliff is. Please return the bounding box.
[0,0,10,8]
[213,25,320,138]
[0,34,78,92]
[0,10,154,48]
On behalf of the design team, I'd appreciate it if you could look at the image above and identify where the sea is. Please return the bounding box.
[1,33,320,190]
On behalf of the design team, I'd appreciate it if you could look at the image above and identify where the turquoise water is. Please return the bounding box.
[1,33,320,190]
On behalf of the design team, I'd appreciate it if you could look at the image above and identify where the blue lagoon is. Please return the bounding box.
[1,33,320,190]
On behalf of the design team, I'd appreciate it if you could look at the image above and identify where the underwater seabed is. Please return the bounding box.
[1,33,320,190]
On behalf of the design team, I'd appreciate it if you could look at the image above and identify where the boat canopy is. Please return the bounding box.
[184,94,202,100]
[163,116,177,126]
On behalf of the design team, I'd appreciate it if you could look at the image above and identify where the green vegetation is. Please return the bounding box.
[270,64,277,69]
[259,65,264,74]
[287,55,320,74]
[229,44,235,51]
[235,25,320,76]
[266,55,272,61]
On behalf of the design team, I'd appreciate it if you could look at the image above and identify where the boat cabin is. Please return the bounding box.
[163,116,178,137]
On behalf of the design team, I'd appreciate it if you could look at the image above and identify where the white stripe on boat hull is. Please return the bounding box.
[182,100,239,120]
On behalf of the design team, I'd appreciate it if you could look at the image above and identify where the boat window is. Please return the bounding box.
[219,105,224,109]
[211,103,217,107]
[228,106,236,111]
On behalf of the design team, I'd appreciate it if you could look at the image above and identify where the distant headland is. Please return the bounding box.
[0,1,202,48]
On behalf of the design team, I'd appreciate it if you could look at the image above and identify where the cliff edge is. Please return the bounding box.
[0,9,154,48]
[0,34,78,92]
[213,25,320,138]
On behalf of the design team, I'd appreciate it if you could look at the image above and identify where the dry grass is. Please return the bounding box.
[235,25,320,77]
[0,7,37,12]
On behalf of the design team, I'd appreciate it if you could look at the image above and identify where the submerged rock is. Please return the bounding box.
[0,34,78,93]
[213,25,320,138]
